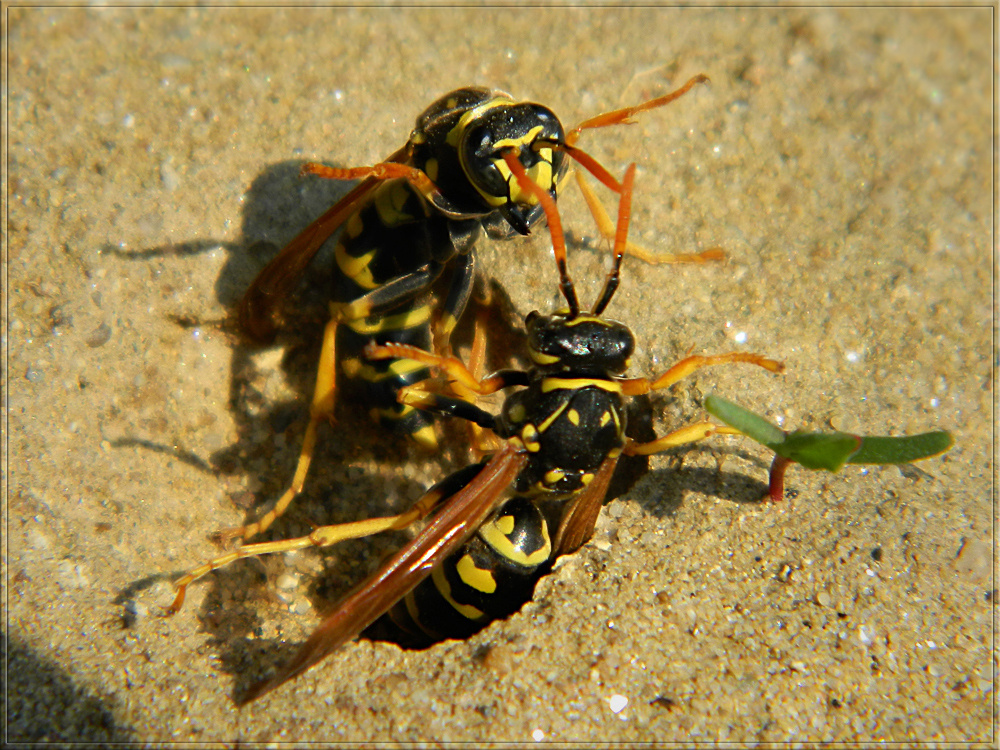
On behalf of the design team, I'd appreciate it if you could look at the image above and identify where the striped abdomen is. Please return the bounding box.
[377,491,552,646]
[331,178,460,448]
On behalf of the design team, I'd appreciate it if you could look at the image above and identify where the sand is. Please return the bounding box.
[6,6,994,744]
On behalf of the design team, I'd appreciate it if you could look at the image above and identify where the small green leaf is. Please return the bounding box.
[704,395,785,448]
[847,431,954,465]
[780,431,862,471]
[705,394,954,475]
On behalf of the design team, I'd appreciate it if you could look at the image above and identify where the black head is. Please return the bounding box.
[458,102,567,235]
[525,310,634,375]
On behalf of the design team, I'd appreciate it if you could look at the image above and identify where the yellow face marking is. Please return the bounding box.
[599,411,611,428]
[345,305,432,334]
[456,554,497,594]
[581,473,595,486]
[528,348,561,366]
[563,314,613,327]
[515,153,554,198]
[432,566,486,620]
[544,469,565,485]
[480,153,554,208]
[567,409,580,426]
[541,377,623,394]
[492,134,553,206]
[491,125,545,154]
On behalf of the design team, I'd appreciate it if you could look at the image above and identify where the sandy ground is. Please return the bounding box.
[5,6,994,745]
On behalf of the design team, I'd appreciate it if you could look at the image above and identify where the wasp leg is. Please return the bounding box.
[623,421,741,456]
[565,74,710,146]
[167,466,474,614]
[463,299,505,456]
[215,318,341,546]
[431,248,477,358]
[301,160,448,210]
[573,170,725,265]
[371,306,512,457]
[501,149,580,316]
[364,341,525,397]
[336,265,438,323]
[395,388,499,431]
[462,295,490,399]
[620,352,785,396]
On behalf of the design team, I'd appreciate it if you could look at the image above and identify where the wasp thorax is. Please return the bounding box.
[525,311,634,374]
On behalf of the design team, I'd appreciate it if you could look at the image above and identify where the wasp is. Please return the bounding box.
[169,154,783,703]
[225,76,720,545]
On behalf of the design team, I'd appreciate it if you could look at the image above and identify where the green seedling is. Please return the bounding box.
[704,394,954,502]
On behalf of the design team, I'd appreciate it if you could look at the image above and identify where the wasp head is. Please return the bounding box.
[459,103,566,236]
[525,310,634,375]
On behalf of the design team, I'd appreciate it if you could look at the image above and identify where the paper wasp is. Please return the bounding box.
[168,152,784,704]
[225,77,719,545]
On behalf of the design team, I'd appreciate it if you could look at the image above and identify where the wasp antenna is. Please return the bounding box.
[553,141,625,195]
[501,149,580,317]
[592,163,635,316]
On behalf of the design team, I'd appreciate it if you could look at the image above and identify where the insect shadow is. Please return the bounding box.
[109,161,458,633]
[112,158,771,695]
[110,160,539,661]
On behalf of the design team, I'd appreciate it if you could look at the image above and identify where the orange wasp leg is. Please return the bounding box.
[619,354,782,459]
[565,73,710,146]
[573,170,725,265]
[501,149,581,315]
[558,74,721,265]
[167,460,463,614]
[624,421,741,457]
[364,341,509,399]
[301,161,446,212]
[461,298,505,456]
[620,352,786,397]
[210,317,342,551]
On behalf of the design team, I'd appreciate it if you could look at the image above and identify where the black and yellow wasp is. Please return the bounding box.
[168,155,783,703]
[223,77,719,545]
